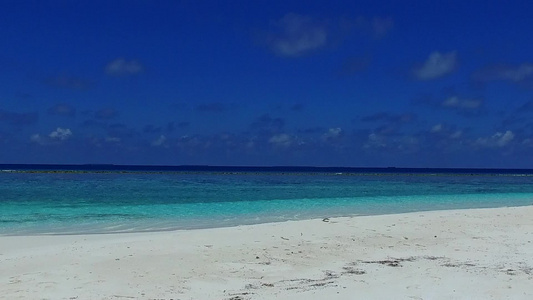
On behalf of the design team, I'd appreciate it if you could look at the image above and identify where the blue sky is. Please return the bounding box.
[1,0,532,167]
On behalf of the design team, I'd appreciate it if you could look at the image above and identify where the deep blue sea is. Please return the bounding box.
[1,165,532,235]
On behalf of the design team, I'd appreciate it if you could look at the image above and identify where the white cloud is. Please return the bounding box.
[441,96,482,110]
[30,134,43,144]
[430,124,463,139]
[364,133,419,153]
[266,14,327,57]
[30,128,72,144]
[364,133,386,149]
[49,128,72,141]
[475,130,514,148]
[269,133,293,147]
[413,51,458,80]
[245,140,255,149]
[151,135,167,147]
[430,124,443,133]
[322,128,343,141]
[450,130,463,139]
[396,136,419,153]
[497,131,515,147]
[473,63,533,83]
[499,64,533,81]
[106,58,144,75]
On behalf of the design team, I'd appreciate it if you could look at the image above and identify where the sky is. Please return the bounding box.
[1,0,532,168]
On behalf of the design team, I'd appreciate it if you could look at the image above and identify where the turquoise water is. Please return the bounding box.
[1,171,533,235]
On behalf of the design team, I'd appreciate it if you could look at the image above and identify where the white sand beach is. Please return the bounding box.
[1,206,533,300]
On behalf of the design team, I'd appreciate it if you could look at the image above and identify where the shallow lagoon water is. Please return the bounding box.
[1,169,532,235]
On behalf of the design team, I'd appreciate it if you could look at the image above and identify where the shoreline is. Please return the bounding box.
[2,206,533,299]
[3,199,533,237]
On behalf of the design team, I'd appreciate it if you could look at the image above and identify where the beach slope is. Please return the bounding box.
[1,206,533,299]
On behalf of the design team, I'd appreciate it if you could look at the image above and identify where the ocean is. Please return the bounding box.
[1,165,532,235]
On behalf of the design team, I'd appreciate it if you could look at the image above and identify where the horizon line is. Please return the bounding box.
[1,163,533,171]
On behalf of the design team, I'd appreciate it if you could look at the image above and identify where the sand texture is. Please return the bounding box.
[1,206,533,299]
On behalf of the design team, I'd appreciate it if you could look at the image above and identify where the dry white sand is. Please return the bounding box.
[1,206,533,300]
